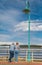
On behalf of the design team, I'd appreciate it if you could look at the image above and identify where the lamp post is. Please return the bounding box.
[23,0,31,62]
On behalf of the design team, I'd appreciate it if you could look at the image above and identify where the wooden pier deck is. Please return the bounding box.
[0,61,42,65]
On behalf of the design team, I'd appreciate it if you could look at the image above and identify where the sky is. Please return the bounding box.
[0,0,42,45]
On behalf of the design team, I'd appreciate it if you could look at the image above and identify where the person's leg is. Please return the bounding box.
[11,51,14,58]
[15,51,18,62]
[9,51,12,62]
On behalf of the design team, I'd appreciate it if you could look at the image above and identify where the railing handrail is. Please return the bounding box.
[0,47,42,62]
[0,49,42,50]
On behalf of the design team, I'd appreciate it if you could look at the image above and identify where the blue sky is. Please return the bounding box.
[0,0,42,45]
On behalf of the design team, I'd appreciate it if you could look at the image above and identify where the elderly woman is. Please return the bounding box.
[14,42,20,62]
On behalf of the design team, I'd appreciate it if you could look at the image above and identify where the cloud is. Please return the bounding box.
[0,41,25,45]
[30,37,42,45]
[14,21,28,31]
[0,9,22,34]
[0,42,12,45]
[0,9,21,21]
[0,0,42,45]
[14,20,42,31]
[0,34,10,42]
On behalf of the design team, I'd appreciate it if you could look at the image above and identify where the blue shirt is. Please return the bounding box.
[9,45,15,51]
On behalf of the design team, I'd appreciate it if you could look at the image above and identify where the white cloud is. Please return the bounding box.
[14,21,28,31]
[0,42,24,45]
[31,37,42,45]
[0,9,22,33]
[14,20,42,31]
[0,9,21,21]
[0,42,12,45]
[0,34,10,42]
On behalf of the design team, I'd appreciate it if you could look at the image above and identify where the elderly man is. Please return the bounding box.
[9,43,15,62]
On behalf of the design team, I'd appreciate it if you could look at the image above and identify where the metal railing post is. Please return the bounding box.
[26,50,28,61]
[32,50,33,62]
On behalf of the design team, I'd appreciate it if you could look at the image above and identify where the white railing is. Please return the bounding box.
[0,46,42,62]
[31,49,42,62]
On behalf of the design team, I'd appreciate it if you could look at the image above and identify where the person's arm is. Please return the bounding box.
[14,45,16,50]
[9,45,11,49]
[18,46,20,50]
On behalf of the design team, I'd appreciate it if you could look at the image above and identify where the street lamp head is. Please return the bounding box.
[23,1,30,14]
[23,8,30,14]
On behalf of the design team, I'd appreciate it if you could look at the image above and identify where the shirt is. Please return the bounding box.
[9,45,15,51]
[15,45,20,51]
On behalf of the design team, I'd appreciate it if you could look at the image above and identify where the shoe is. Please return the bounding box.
[15,62,18,63]
[9,60,12,62]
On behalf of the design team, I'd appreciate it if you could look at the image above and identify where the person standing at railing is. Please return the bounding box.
[9,43,15,62]
[14,42,20,62]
